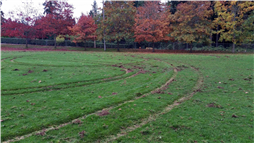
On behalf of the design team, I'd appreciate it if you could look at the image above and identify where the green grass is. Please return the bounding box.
[1,50,253,142]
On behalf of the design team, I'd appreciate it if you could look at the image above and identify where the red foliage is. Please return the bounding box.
[33,17,47,39]
[68,15,97,43]
[39,2,75,38]
[2,18,35,38]
[34,1,75,47]
[1,19,22,37]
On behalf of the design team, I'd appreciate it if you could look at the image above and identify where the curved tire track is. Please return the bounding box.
[102,65,203,143]
[3,61,176,143]
[1,64,140,95]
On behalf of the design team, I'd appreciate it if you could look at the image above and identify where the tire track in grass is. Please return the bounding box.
[102,65,203,143]
[3,61,177,143]
[2,62,129,92]
[1,64,140,95]
[2,53,144,91]
[2,58,145,94]
[1,57,11,61]
[1,57,21,71]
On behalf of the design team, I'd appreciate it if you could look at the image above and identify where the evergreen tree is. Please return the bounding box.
[134,1,144,8]
[0,0,3,16]
[43,0,58,14]
[1,0,5,24]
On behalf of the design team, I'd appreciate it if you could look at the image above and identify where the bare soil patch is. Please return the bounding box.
[97,110,110,117]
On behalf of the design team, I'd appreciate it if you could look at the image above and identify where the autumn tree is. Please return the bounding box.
[40,0,75,49]
[1,1,40,48]
[20,1,42,48]
[97,1,136,51]
[20,18,36,48]
[2,18,37,48]
[134,1,172,52]
[170,1,213,52]
[33,16,47,39]
[214,1,254,52]
[1,19,23,37]
[68,15,97,50]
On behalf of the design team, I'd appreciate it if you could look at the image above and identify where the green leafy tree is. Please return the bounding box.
[97,1,136,51]
[242,11,254,43]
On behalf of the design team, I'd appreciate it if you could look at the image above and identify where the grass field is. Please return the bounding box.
[1,50,253,142]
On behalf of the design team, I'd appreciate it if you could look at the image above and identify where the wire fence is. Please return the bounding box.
[1,38,134,49]
[1,38,253,52]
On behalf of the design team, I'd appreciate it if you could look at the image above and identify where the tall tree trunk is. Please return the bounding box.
[94,18,96,48]
[216,25,219,47]
[232,3,237,53]
[103,0,106,51]
[54,35,57,49]
[189,43,193,53]
[232,44,235,53]
[117,42,120,52]
[26,33,28,49]
[152,42,155,52]
[210,33,212,47]
[103,40,106,51]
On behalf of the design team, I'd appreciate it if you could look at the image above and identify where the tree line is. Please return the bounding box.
[1,1,254,52]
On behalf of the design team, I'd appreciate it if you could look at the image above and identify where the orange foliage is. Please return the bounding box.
[68,15,97,44]
[134,2,173,46]
[170,1,213,44]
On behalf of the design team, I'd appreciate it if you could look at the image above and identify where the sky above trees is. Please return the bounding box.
[1,0,103,19]
[1,0,169,20]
